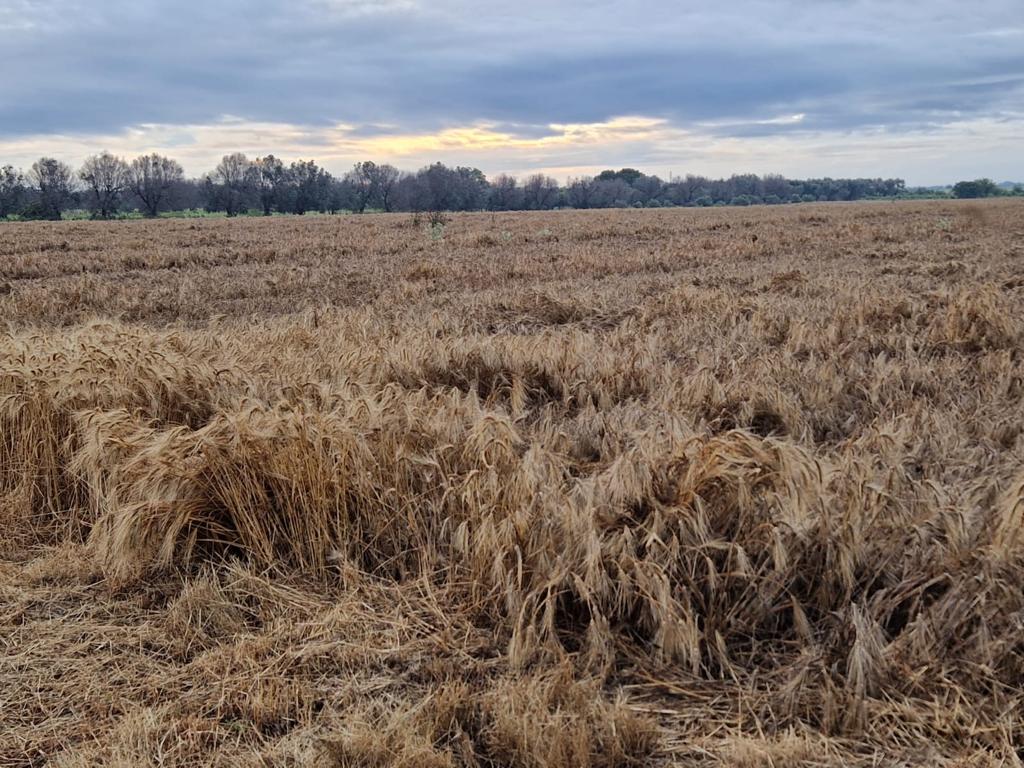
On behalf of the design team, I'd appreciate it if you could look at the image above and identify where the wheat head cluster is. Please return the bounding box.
[2,200,1024,766]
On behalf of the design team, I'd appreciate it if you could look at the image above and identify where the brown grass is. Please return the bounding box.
[2,199,1024,766]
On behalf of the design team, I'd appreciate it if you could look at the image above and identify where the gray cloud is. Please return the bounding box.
[0,0,1022,176]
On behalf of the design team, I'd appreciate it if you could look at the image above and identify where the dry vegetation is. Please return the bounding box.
[2,199,1024,766]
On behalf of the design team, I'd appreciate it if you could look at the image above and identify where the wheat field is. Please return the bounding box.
[2,199,1024,766]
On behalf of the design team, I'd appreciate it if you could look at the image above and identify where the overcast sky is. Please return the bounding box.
[1,0,1022,184]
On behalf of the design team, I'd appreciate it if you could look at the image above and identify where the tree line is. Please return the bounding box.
[0,151,1005,221]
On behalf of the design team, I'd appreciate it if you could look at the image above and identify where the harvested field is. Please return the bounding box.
[2,198,1024,766]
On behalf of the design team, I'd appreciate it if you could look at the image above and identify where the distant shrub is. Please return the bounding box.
[952,179,1000,199]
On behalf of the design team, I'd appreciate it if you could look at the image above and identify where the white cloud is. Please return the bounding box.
[968,27,1024,38]
[312,0,418,16]
[1,112,1021,185]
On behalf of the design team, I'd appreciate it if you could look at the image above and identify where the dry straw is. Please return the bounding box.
[2,199,1024,766]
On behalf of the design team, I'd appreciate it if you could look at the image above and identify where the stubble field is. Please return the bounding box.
[2,199,1024,767]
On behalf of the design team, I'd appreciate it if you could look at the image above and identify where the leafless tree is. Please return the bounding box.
[30,157,76,220]
[522,173,560,210]
[565,177,595,209]
[129,154,184,217]
[213,153,253,217]
[0,165,26,218]
[488,174,522,211]
[347,161,377,213]
[344,161,403,213]
[375,164,401,212]
[253,155,288,216]
[289,160,329,215]
[79,152,130,218]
